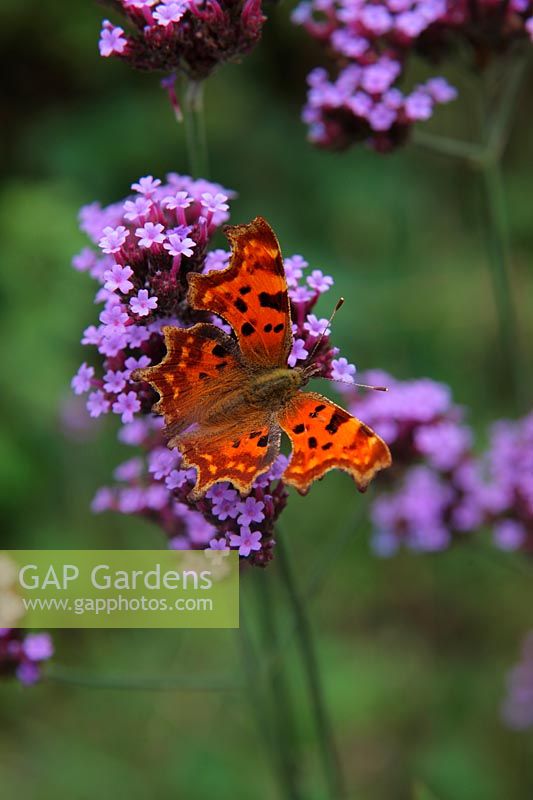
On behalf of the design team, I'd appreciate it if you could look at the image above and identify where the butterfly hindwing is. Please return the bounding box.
[278,391,392,494]
[179,417,282,498]
[188,217,293,368]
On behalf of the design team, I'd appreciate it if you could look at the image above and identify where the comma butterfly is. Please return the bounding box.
[133,217,391,498]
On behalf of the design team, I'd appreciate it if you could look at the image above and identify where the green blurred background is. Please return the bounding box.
[1,1,533,798]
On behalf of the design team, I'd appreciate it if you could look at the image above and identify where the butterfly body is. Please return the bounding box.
[134,217,391,498]
[200,365,303,426]
[240,366,306,411]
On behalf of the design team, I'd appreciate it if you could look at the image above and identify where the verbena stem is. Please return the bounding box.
[413,53,529,406]
[276,530,347,800]
[412,130,484,163]
[182,79,209,178]
[238,609,303,800]
[477,57,528,406]
[479,156,523,403]
[47,665,239,692]
[254,573,305,799]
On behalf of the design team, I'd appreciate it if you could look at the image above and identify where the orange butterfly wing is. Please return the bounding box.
[133,323,245,439]
[278,392,391,493]
[188,216,293,367]
[133,323,282,497]
[179,419,281,499]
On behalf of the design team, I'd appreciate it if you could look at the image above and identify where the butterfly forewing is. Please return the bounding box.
[188,217,293,368]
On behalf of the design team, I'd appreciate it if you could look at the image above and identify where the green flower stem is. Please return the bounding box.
[478,156,523,404]
[46,665,239,692]
[411,130,484,164]
[238,609,303,800]
[276,531,347,800]
[182,79,209,178]
[413,53,530,406]
[485,55,529,159]
[256,506,366,690]
[253,572,305,800]
[477,56,529,405]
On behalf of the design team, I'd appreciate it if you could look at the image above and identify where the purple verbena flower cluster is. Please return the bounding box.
[301,63,456,152]
[0,629,54,685]
[99,0,266,81]
[502,630,533,730]
[501,631,533,731]
[348,371,533,555]
[478,413,533,552]
[73,173,355,565]
[292,0,533,151]
[348,370,474,552]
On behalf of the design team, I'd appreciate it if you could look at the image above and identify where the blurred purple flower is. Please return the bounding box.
[71,363,94,395]
[209,537,230,551]
[22,633,54,662]
[291,0,533,151]
[99,20,128,57]
[502,632,533,730]
[350,371,533,556]
[1,630,53,686]
[331,357,356,384]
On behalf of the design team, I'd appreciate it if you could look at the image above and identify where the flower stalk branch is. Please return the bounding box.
[413,53,530,406]
[47,665,239,692]
[182,79,209,178]
[276,530,347,800]
[238,610,304,800]
[253,573,305,799]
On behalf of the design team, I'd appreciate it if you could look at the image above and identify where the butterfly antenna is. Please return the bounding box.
[353,382,388,392]
[320,376,388,391]
[305,297,388,391]
[308,297,345,361]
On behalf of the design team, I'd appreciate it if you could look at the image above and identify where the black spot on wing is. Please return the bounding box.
[325,410,349,435]
[257,435,269,448]
[239,285,252,295]
[309,404,326,418]
[258,291,284,311]
[308,437,317,449]
[293,423,305,434]
[241,322,255,337]
[322,442,333,451]
[212,344,226,357]
[234,297,248,313]
[273,323,284,333]
[264,323,273,333]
